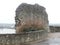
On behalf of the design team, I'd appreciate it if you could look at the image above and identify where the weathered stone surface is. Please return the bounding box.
[0,30,48,45]
[15,3,49,33]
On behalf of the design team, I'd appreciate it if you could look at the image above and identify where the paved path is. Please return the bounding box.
[31,33,60,45]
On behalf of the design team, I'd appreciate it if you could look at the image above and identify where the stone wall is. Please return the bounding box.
[0,30,48,45]
[15,3,49,33]
[50,26,60,32]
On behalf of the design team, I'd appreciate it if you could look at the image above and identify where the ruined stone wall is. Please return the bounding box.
[15,3,49,33]
[50,26,60,32]
[0,30,48,45]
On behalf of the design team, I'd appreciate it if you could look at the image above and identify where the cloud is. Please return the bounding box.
[0,0,60,24]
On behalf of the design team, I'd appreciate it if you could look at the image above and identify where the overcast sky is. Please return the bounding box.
[0,0,60,25]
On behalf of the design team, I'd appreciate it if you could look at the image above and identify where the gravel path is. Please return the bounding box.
[31,33,60,45]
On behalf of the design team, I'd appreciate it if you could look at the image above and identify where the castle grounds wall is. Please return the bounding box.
[0,30,48,45]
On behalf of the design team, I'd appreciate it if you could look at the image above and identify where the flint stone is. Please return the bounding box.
[15,3,49,33]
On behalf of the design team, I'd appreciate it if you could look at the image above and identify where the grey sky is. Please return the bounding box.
[0,0,60,24]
